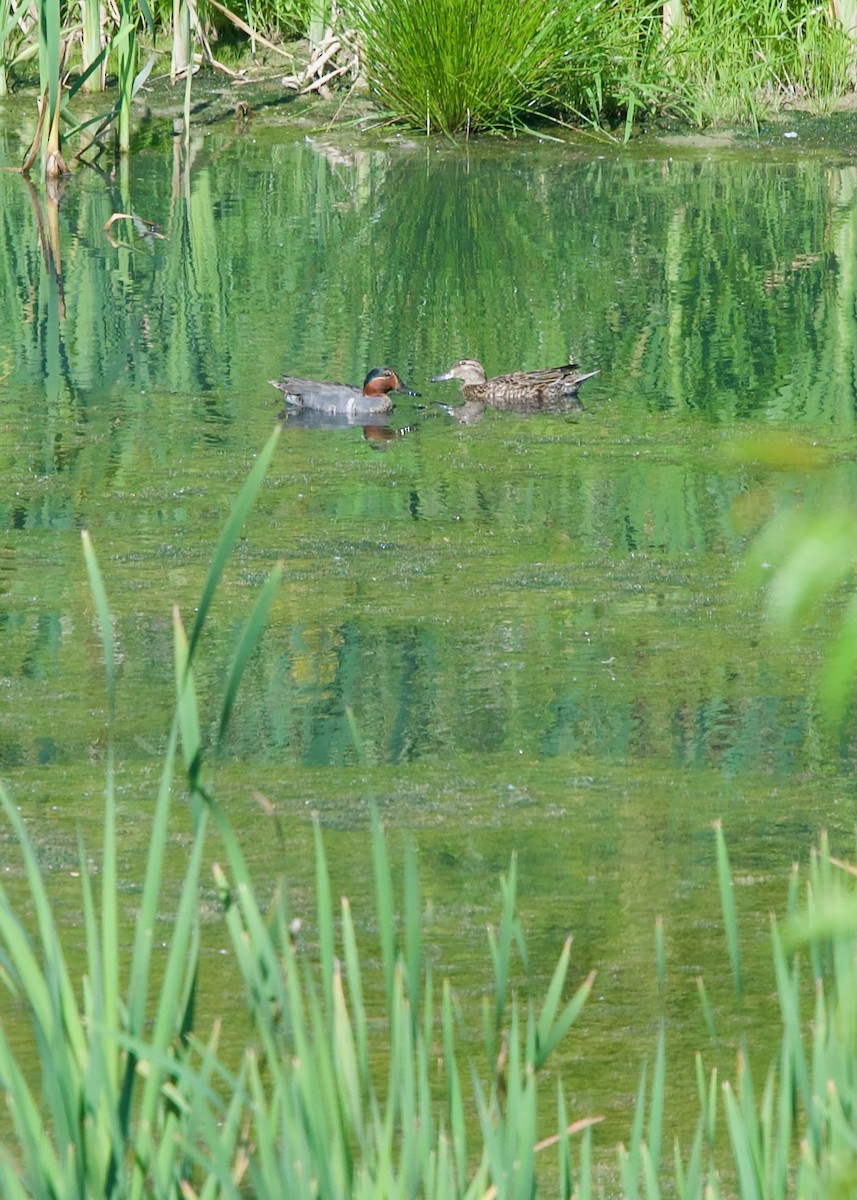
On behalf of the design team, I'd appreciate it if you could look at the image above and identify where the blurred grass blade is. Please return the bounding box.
[648,1024,666,1171]
[403,838,422,1020]
[655,915,666,1007]
[174,604,202,792]
[129,811,208,1200]
[820,592,857,724]
[81,530,116,719]
[696,973,719,1046]
[120,715,180,1127]
[723,1080,761,1200]
[535,945,595,1069]
[80,528,121,1092]
[490,853,521,1034]
[314,818,335,1023]
[442,979,467,1190]
[371,799,396,1008]
[341,897,370,1089]
[714,820,743,999]
[629,1058,647,1162]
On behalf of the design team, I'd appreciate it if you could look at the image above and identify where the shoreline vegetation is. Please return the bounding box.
[0,432,855,1199]
[1,0,857,173]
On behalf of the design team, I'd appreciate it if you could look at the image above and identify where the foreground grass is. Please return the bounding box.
[0,425,854,1199]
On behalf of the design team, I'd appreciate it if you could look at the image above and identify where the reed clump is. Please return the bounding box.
[347,0,602,135]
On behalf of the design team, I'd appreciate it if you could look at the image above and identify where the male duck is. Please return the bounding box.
[430,359,598,411]
[270,366,418,416]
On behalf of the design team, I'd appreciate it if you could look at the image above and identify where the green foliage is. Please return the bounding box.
[575,0,857,135]
[0,0,34,97]
[144,0,312,40]
[346,0,603,134]
[656,0,856,125]
[741,468,857,727]
[727,832,857,1200]
[0,653,206,1199]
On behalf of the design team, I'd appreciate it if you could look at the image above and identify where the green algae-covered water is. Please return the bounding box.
[0,101,854,1150]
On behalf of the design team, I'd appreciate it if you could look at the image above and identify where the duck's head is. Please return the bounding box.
[430,359,488,386]
[362,367,419,397]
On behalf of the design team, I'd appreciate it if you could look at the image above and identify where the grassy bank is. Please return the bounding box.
[0,428,854,1199]
[2,0,856,171]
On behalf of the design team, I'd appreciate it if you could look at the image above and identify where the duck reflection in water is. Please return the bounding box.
[431,398,487,426]
[276,403,414,450]
[362,423,415,449]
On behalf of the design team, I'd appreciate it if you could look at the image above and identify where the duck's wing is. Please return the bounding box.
[269,377,363,410]
[487,365,575,389]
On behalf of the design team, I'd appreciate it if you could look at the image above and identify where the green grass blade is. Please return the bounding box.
[629,1058,647,1162]
[648,1023,666,1171]
[655,915,666,1008]
[696,973,719,1046]
[723,1080,762,1200]
[99,768,120,1095]
[80,529,121,1101]
[491,853,519,1033]
[706,1064,719,1147]
[535,958,595,1069]
[81,530,115,718]
[371,799,397,1009]
[120,715,179,1130]
[535,935,572,1051]
[0,790,86,1069]
[332,958,363,1142]
[341,896,370,1090]
[129,810,208,1200]
[187,424,281,662]
[42,0,61,126]
[770,916,812,1123]
[640,1142,662,1200]
[442,978,467,1191]
[173,604,203,794]
[0,1145,35,1200]
[314,818,335,1023]
[556,1082,572,1200]
[216,558,283,747]
[680,1116,705,1200]
[578,1126,592,1200]
[403,838,422,1019]
[618,1142,641,1200]
[714,819,743,999]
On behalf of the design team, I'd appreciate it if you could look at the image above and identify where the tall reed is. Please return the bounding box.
[80,0,105,90]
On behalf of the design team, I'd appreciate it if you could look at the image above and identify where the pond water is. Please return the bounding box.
[0,101,855,1155]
